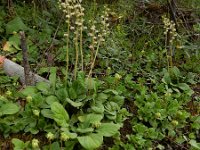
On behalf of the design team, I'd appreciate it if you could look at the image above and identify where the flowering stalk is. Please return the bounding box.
[59,0,84,80]
[162,16,177,70]
[74,31,79,80]
[79,6,84,71]
[65,13,70,81]
[88,6,109,78]
[88,41,101,78]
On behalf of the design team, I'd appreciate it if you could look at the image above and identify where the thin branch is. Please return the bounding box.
[20,31,32,86]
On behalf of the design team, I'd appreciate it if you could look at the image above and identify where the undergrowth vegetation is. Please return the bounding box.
[0,0,200,149]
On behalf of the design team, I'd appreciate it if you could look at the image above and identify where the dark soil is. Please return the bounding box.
[0,132,48,150]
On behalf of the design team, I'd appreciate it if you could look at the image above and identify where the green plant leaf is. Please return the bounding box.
[112,95,124,107]
[49,67,57,92]
[78,113,103,124]
[91,102,104,114]
[9,34,21,50]
[171,66,181,79]
[77,133,103,150]
[55,88,69,100]
[97,123,121,137]
[75,127,94,133]
[65,98,83,108]
[177,83,190,91]
[6,16,28,34]
[60,128,78,139]
[46,96,58,105]
[36,82,50,94]
[0,103,20,115]
[85,77,96,90]
[97,93,108,102]
[21,86,38,97]
[104,89,118,95]
[12,138,29,150]
[162,72,171,84]
[68,87,77,99]
[41,109,54,119]
[65,141,77,150]
[189,140,200,149]
[51,102,69,127]
[50,142,60,150]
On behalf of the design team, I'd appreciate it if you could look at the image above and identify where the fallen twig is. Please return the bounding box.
[0,56,49,85]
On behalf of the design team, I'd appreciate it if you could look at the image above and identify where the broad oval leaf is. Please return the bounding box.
[50,142,60,150]
[12,138,26,150]
[189,140,200,149]
[46,96,58,105]
[97,123,121,137]
[6,16,28,34]
[78,114,103,124]
[77,133,103,150]
[68,87,77,99]
[91,102,104,114]
[0,103,20,115]
[41,109,54,119]
[51,102,69,127]
[21,86,37,97]
[36,82,50,94]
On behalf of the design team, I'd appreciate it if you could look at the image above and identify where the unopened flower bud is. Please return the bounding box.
[32,139,39,148]
[26,95,32,103]
[46,132,55,140]
[60,132,70,141]
[33,109,40,117]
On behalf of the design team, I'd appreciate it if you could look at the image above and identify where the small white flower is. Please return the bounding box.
[83,26,87,30]
[88,33,93,37]
[91,25,95,30]
[70,26,75,30]
[64,33,69,37]
[89,45,94,49]
[66,15,70,18]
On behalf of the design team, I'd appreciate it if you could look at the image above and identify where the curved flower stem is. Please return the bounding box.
[80,25,84,71]
[65,20,70,82]
[88,41,101,78]
[74,32,79,80]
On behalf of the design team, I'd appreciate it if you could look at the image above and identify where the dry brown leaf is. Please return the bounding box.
[2,41,11,51]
